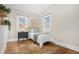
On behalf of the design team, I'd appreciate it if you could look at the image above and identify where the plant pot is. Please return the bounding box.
[0,10,7,25]
[0,10,7,17]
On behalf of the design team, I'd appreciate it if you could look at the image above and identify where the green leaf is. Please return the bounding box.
[0,4,11,14]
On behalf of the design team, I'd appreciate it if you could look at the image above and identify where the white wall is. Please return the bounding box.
[8,8,39,41]
[63,5,79,47]
[39,5,79,47]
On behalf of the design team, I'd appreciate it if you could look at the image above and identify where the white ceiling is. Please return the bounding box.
[5,4,52,14]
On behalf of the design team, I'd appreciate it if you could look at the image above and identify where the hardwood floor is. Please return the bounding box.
[5,39,79,54]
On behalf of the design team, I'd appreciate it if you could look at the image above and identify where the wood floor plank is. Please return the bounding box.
[5,40,79,54]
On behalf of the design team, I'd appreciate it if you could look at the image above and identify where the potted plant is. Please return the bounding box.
[0,4,11,30]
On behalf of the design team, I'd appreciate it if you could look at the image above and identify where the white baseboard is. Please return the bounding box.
[53,39,79,52]
[7,38,18,42]
[7,38,27,42]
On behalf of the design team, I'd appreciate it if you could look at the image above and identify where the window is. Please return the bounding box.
[17,15,29,32]
[42,15,52,33]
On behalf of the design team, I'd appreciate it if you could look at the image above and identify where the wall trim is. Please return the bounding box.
[53,39,79,52]
[7,38,18,42]
[7,38,27,42]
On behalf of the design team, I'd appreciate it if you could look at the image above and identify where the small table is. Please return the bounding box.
[18,32,28,42]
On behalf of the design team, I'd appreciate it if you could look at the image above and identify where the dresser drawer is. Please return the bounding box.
[18,32,28,39]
